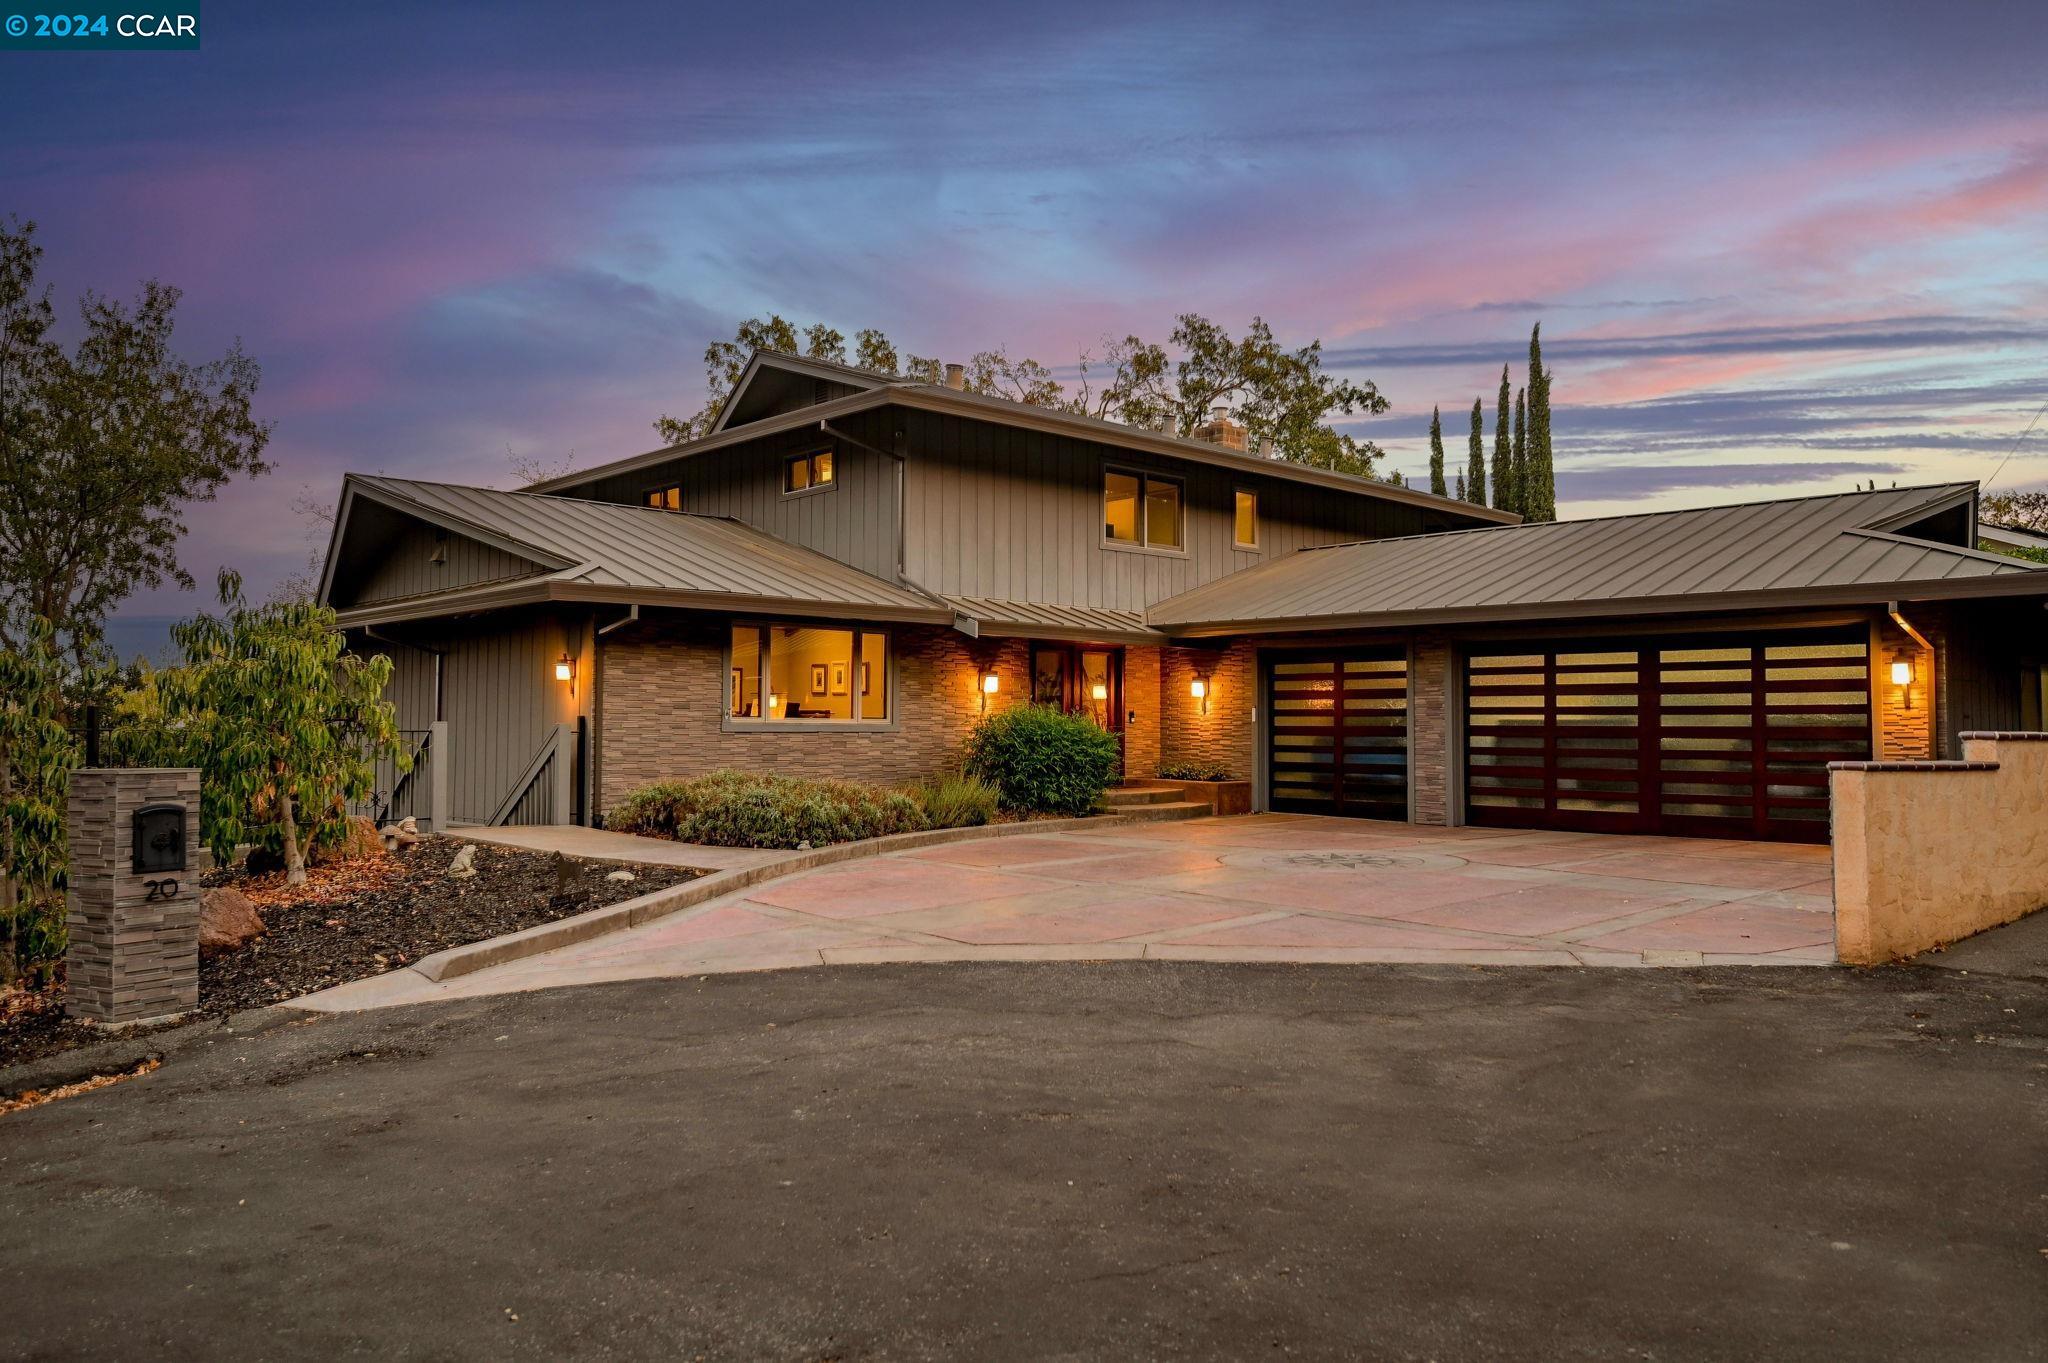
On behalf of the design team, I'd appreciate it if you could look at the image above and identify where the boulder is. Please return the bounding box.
[446,843,478,879]
[199,887,265,954]
[311,815,385,867]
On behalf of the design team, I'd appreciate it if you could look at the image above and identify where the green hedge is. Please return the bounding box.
[964,704,1121,816]
[605,770,925,849]
[1157,761,1235,781]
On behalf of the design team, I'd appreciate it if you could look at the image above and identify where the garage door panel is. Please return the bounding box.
[1266,651,1408,818]
[1466,628,1869,843]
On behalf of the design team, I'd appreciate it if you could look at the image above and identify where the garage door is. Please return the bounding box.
[1267,652,1408,819]
[1465,629,1870,843]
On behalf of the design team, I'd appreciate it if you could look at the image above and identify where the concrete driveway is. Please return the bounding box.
[307,814,1835,1010]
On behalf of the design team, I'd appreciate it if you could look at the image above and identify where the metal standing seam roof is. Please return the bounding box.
[336,475,950,619]
[1145,483,2048,633]
[939,595,1162,642]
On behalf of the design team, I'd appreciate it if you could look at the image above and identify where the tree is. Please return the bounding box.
[1427,407,1447,495]
[1981,490,2048,532]
[155,571,405,885]
[1491,365,1514,514]
[1066,334,1173,428]
[1455,472,1467,501]
[0,218,272,662]
[652,315,939,444]
[1168,315,1389,464]
[1524,323,1557,522]
[1513,387,1528,516]
[1465,399,1487,506]
[963,347,1065,406]
[0,619,76,984]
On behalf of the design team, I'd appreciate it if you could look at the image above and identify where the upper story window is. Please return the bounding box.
[1234,489,1259,548]
[1103,468,1183,550]
[643,484,681,511]
[784,447,836,494]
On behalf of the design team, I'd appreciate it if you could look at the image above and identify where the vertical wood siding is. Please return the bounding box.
[349,520,543,605]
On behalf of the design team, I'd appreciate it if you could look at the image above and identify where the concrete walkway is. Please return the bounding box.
[301,814,1835,1010]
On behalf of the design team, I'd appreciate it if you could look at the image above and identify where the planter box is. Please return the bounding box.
[1175,779,1252,816]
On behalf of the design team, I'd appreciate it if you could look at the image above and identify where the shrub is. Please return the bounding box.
[911,772,1000,829]
[604,770,926,849]
[963,704,1121,816]
[1158,761,1236,782]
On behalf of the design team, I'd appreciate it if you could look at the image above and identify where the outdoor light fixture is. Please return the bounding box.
[979,669,1000,711]
[554,653,574,682]
[1091,682,1108,701]
[1190,674,1210,714]
[1890,658,1914,687]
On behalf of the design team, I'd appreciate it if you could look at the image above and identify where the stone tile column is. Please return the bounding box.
[64,768,202,1024]
[1409,634,1452,826]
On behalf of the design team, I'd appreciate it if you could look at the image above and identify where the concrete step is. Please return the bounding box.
[1100,785,1184,808]
[1099,800,1210,822]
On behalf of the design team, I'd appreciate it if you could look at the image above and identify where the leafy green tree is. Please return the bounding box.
[1427,406,1447,495]
[1525,323,1557,522]
[1466,398,1487,505]
[1066,334,1173,427]
[1491,365,1515,514]
[155,572,405,885]
[0,620,76,983]
[1167,314,1389,463]
[1982,490,2048,532]
[0,218,272,662]
[963,348,1066,406]
[1513,387,1528,517]
[654,315,940,444]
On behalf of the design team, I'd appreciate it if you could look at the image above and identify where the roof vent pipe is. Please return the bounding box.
[943,363,965,390]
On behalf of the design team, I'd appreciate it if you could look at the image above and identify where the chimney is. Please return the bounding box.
[1194,404,1249,452]
[943,362,965,391]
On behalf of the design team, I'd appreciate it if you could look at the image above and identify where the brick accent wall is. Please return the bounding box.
[1160,642,1257,779]
[1123,646,1162,779]
[1409,634,1451,825]
[1874,618,1936,760]
[597,619,1031,810]
[64,768,202,1024]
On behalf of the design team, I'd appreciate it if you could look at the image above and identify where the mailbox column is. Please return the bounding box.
[64,768,203,1024]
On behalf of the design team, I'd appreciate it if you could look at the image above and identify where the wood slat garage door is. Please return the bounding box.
[1267,652,1408,819]
[1465,629,1870,843]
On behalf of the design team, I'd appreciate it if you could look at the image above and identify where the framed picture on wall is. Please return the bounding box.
[860,661,871,696]
[809,663,827,695]
[730,667,744,713]
[831,662,848,695]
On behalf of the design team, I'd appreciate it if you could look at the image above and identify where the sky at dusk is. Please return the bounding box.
[6,0,2047,652]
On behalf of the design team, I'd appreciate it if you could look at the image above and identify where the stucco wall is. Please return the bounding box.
[1830,732,2048,964]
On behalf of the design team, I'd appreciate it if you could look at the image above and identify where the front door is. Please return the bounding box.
[1033,645,1125,763]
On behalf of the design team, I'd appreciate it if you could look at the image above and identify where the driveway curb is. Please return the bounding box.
[408,806,1209,983]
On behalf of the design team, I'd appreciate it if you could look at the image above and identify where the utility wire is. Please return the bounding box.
[1982,395,2048,493]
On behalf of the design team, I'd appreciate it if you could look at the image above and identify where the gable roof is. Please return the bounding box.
[531,351,1517,526]
[707,349,916,435]
[1146,483,2048,635]
[322,474,952,627]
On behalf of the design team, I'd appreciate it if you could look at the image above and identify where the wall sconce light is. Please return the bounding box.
[554,651,577,698]
[1889,658,1914,687]
[1091,682,1108,702]
[979,669,1000,711]
[1190,674,1210,715]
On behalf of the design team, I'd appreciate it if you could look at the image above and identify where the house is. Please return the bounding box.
[318,350,2048,844]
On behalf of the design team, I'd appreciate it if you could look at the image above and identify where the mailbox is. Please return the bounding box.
[132,803,188,874]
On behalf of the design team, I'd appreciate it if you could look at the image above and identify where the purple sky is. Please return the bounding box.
[7,0,2047,647]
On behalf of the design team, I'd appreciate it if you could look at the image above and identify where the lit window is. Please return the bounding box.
[644,484,681,511]
[784,448,836,493]
[730,625,887,722]
[1234,489,1258,548]
[1103,469,1183,550]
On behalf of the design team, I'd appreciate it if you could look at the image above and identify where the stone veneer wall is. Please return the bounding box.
[597,619,1032,811]
[1830,733,2048,963]
[64,768,202,1024]
[1873,616,1937,760]
[1408,634,1451,825]
[1122,646,1161,780]
[1159,642,1257,780]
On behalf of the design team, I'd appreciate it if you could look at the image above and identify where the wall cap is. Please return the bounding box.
[1958,730,2048,742]
[1828,760,1999,773]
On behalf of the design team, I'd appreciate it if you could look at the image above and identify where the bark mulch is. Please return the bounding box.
[1,837,698,1073]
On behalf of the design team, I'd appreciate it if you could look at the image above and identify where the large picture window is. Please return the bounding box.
[1103,468,1182,550]
[729,625,888,722]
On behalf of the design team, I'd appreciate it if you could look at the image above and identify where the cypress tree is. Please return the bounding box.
[1526,323,1556,522]
[1455,471,1466,501]
[1466,398,1486,505]
[1491,364,1513,513]
[1427,406,1447,496]
[1512,386,1527,517]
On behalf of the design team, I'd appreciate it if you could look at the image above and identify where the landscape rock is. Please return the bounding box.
[311,815,386,867]
[605,869,636,883]
[198,887,265,955]
[446,844,478,879]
